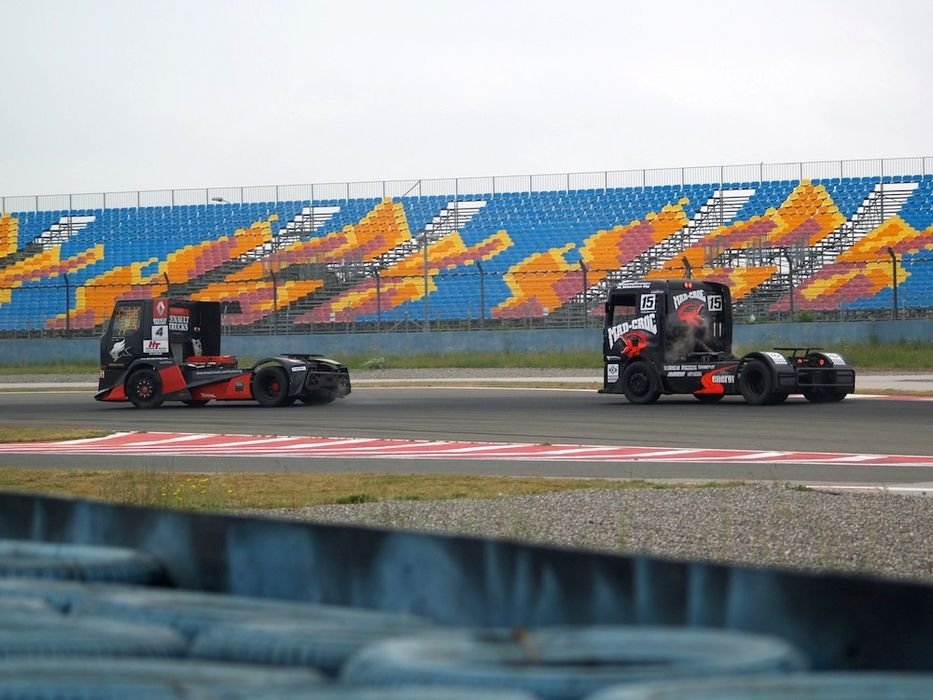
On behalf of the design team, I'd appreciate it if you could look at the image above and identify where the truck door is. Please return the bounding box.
[101,301,145,368]
[604,289,661,361]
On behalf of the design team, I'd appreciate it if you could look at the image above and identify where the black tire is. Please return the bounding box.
[251,365,290,407]
[126,368,163,409]
[586,672,933,699]
[191,615,434,676]
[0,613,186,659]
[620,361,661,404]
[803,382,847,403]
[0,597,55,614]
[739,359,779,406]
[0,577,120,612]
[182,399,210,407]
[693,393,725,403]
[299,390,337,405]
[0,657,326,697]
[341,627,807,697]
[68,583,432,645]
[0,539,166,584]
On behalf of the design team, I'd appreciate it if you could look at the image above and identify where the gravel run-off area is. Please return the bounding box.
[255,483,933,585]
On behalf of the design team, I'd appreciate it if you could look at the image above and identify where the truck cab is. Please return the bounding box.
[97,297,350,409]
[600,279,855,405]
[101,298,225,369]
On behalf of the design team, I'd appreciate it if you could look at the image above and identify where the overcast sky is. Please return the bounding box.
[2,0,931,197]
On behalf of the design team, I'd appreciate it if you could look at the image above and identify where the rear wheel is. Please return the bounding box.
[620,361,661,405]
[251,366,290,407]
[126,369,163,410]
[739,359,781,406]
[298,391,336,405]
[803,387,847,403]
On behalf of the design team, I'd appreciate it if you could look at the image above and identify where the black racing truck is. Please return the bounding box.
[599,279,855,405]
[96,297,350,409]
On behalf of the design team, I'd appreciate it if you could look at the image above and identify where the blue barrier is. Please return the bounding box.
[0,491,932,672]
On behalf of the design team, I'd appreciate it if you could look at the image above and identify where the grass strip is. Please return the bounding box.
[0,468,740,512]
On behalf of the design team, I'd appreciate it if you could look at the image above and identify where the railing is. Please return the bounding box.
[2,156,932,213]
[2,256,929,339]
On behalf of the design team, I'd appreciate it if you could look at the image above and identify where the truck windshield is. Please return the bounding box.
[110,304,141,337]
[607,295,637,326]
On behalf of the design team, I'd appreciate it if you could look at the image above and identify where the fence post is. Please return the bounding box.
[579,261,588,327]
[783,249,795,320]
[270,269,278,335]
[476,262,485,330]
[422,231,429,332]
[375,269,382,334]
[887,247,899,320]
[63,273,71,338]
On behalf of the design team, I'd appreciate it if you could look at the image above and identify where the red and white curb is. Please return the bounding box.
[1,432,931,467]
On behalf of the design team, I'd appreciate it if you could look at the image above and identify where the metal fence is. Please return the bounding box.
[2,255,929,339]
[3,156,932,214]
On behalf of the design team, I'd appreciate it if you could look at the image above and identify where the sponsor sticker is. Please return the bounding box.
[607,313,658,347]
[764,351,788,365]
[168,307,190,332]
[144,338,168,355]
[825,353,846,365]
[153,298,168,324]
[607,365,619,382]
[673,289,706,308]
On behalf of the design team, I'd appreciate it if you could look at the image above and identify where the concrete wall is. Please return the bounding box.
[1,320,930,365]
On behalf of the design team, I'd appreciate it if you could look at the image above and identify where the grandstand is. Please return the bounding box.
[1,157,931,336]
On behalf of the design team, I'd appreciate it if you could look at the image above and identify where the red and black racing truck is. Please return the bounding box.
[599,279,855,405]
[96,297,350,409]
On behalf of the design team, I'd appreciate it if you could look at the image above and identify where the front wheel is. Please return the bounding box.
[126,369,163,409]
[620,361,661,405]
[251,366,291,407]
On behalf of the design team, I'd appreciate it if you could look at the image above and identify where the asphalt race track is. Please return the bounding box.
[0,385,931,487]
